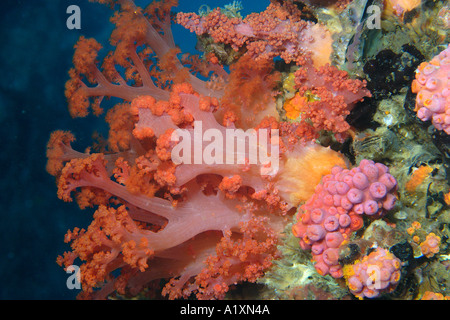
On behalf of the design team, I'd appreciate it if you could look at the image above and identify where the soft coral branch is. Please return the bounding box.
[67,0,218,118]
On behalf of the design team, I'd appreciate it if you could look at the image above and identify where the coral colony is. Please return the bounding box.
[411,45,450,135]
[47,0,450,300]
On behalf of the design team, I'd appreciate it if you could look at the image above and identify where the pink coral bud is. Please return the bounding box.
[299,240,311,250]
[333,194,342,207]
[292,223,306,238]
[306,225,326,241]
[311,242,325,255]
[425,78,439,90]
[363,200,379,215]
[433,113,445,126]
[329,266,343,278]
[417,107,432,120]
[331,166,343,174]
[380,268,393,282]
[422,64,437,75]
[325,231,344,248]
[361,163,379,180]
[322,248,340,265]
[416,74,427,84]
[302,210,311,224]
[443,88,450,97]
[353,203,365,214]
[348,276,363,292]
[339,214,351,227]
[378,173,397,191]
[342,174,354,187]
[359,159,372,167]
[375,163,388,174]
[363,288,379,298]
[440,57,450,66]
[324,215,339,231]
[347,188,364,204]
[352,172,369,189]
[340,196,353,210]
[326,181,337,194]
[315,261,330,276]
[328,206,338,216]
[323,194,334,206]
[427,98,445,113]
[417,93,432,107]
[369,182,387,199]
[335,181,350,195]
[311,208,325,223]
[382,193,396,210]
[337,207,347,215]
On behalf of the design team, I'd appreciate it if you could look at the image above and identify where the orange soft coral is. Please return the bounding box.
[219,55,281,129]
[65,0,220,120]
[421,291,450,300]
[275,142,348,207]
[420,233,441,258]
[46,130,90,176]
[292,63,371,142]
[194,217,279,300]
[51,0,363,300]
[445,189,450,206]
[177,1,333,67]
[405,165,432,193]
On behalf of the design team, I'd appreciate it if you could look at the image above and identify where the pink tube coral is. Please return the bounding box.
[292,159,398,278]
[411,44,450,134]
[343,248,402,299]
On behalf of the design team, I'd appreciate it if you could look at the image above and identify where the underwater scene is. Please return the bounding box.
[1,0,449,301]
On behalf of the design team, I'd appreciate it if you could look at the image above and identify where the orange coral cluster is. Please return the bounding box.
[177,0,371,142]
[419,233,441,258]
[289,64,371,141]
[405,164,432,193]
[421,291,450,300]
[445,189,450,205]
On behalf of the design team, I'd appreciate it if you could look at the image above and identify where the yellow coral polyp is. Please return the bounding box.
[282,72,296,95]
[343,264,356,278]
